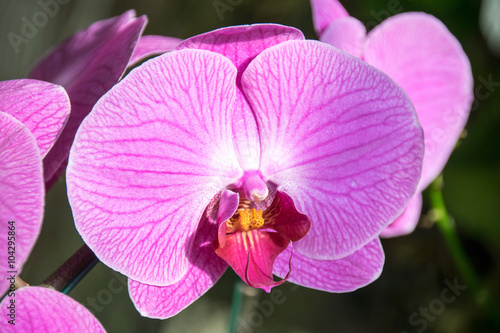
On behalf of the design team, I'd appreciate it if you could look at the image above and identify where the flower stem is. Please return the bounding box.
[40,244,99,294]
[14,276,29,289]
[228,280,244,333]
[227,278,260,333]
[428,176,500,326]
[429,176,481,297]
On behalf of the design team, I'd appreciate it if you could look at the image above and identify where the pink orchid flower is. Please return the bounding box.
[311,0,474,237]
[0,287,105,332]
[67,24,424,318]
[29,10,181,188]
[0,79,70,295]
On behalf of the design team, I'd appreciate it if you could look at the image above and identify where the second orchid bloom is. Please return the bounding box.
[311,0,473,236]
[67,24,424,318]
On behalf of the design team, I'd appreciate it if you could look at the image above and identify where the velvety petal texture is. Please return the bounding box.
[67,49,242,285]
[0,287,105,332]
[68,23,425,309]
[29,10,147,187]
[177,25,304,170]
[310,0,349,36]
[128,35,182,67]
[129,210,227,319]
[242,40,424,259]
[0,79,70,157]
[274,238,384,292]
[364,13,473,189]
[0,113,43,295]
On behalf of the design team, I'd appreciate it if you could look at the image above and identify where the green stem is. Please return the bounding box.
[429,176,481,298]
[40,244,99,294]
[228,280,244,333]
[227,278,260,333]
[429,176,500,326]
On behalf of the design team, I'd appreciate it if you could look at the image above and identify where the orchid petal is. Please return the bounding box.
[67,49,242,285]
[310,0,349,36]
[274,238,384,292]
[177,24,304,170]
[242,40,424,260]
[129,212,227,319]
[0,113,43,295]
[29,10,147,188]
[321,17,366,59]
[0,287,104,332]
[128,35,182,67]
[218,190,240,224]
[364,13,473,189]
[214,230,289,293]
[0,79,70,157]
[218,190,240,248]
[177,24,304,74]
[269,191,311,242]
[380,194,422,238]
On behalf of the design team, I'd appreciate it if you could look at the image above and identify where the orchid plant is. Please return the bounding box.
[66,24,423,318]
[0,2,489,332]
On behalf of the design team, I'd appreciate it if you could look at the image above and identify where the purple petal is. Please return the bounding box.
[0,113,43,295]
[129,211,227,319]
[177,24,304,170]
[310,0,349,36]
[128,35,182,67]
[0,79,70,157]
[242,40,424,260]
[67,49,242,285]
[380,194,422,238]
[29,10,147,188]
[274,238,384,292]
[0,287,105,332]
[321,17,366,58]
[364,13,473,189]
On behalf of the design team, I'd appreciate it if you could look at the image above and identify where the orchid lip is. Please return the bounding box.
[214,190,311,292]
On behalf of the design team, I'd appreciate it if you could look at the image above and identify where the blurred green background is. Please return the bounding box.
[1,0,499,332]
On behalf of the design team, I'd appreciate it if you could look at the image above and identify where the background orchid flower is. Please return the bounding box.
[0,287,105,332]
[311,0,474,237]
[66,24,424,318]
[28,10,181,188]
[0,79,70,295]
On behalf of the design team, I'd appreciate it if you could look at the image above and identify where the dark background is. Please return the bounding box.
[1,0,499,332]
